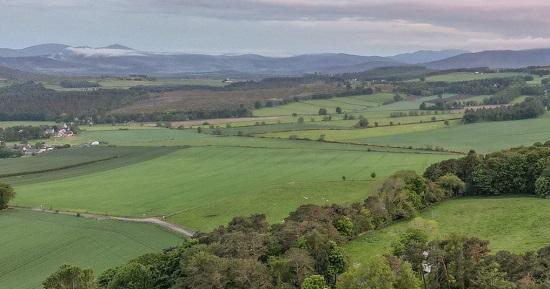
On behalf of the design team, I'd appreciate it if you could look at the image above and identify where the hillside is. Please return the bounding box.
[391,49,469,64]
[0,44,68,58]
[0,65,45,81]
[426,48,550,69]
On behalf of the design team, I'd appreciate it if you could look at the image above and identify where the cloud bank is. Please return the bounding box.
[1,0,549,55]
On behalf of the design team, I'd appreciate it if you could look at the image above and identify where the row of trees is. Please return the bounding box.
[482,83,544,105]
[59,80,100,89]
[396,77,518,97]
[424,142,550,197]
[463,96,546,123]
[0,125,50,142]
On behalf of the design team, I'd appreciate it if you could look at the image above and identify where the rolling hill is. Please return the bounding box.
[425,48,550,69]
[0,44,69,58]
[390,49,469,64]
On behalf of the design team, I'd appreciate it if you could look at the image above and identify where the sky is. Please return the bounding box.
[1,0,550,56]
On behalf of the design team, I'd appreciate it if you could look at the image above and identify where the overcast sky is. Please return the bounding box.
[1,0,550,56]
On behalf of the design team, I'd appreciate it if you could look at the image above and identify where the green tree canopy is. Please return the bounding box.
[43,264,97,289]
[0,182,15,209]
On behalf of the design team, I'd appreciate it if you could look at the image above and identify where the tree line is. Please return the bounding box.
[463,96,547,123]
[396,77,519,97]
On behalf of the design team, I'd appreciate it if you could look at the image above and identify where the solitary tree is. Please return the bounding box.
[371,172,377,179]
[335,107,342,114]
[318,108,328,116]
[354,116,369,128]
[0,182,14,210]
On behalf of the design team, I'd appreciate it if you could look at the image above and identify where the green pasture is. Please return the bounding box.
[12,145,452,231]
[253,93,394,117]
[0,209,182,289]
[260,120,459,144]
[0,146,176,185]
[345,197,550,265]
[360,114,550,153]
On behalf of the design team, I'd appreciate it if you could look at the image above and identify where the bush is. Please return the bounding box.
[302,275,329,289]
[535,176,550,198]
[0,182,15,209]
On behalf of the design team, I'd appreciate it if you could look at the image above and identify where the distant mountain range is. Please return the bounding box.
[424,48,550,70]
[390,49,469,64]
[0,44,549,77]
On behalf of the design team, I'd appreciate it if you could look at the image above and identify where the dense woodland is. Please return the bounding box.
[30,142,550,289]
[463,96,547,123]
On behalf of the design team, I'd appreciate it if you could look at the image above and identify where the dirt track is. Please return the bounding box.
[18,207,196,237]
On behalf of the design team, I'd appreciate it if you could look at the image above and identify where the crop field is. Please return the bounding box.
[345,197,550,265]
[12,144,453,231]
[0,209,182,289]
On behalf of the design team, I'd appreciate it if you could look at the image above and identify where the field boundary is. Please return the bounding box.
[0,156,119,179]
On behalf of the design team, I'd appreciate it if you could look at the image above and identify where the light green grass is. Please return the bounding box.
[360,114,550,153]
[0,146,176,185]
[424,72,525,82]
[13,146,451,231]
[345,197,550,265]
[0,209,182,289]
[260,120,459,143]
[253,93,394,117]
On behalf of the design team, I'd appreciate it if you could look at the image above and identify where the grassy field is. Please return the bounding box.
[0,146,176,185]
[260,119,460,144]
[424,72,526,82]
[253,93,395,117]
[359,114,550,153]
[12,144,452,231]
[345,197,550,265]
[0,209,182,289]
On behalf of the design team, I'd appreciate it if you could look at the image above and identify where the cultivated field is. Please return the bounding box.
[0,209,182,289]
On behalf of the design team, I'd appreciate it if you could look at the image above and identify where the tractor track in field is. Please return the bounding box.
[13,206,196,237]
